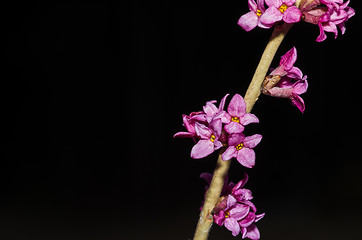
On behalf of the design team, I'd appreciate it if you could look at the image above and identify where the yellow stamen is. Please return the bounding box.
[210,134,216,142]
[236,143,244,151]
[225,211,230,218]
[231,117,240,123]
[279,4,288,13]
[256,9,262,17]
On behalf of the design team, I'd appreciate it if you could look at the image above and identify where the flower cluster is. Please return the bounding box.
[262,47,308,113]
[201,173,265,239]
[174,94,262,168]
[238,0,355,42]
[299,0,355,41]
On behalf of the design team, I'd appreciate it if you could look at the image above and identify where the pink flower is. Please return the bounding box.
[299,0,355,42]
[260,0,302,25]
[173,112,201,139]
[264,76,308,113]
[262,47,303,91]
[190,119,223,159]
[270,47,302,78]
[222,133,262,168]
[231,173,253,201]
[213,195,251,236]
[238,0,273,31]
[222,94,259,134]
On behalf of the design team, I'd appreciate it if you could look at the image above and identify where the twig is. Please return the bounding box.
[192,22,293,240]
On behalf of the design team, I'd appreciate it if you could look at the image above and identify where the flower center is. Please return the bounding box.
[231,117,240,123]
[210,134,216,142]
[225,211,230,218]
[279,4,288,13]
[236,143,244,150]
[256,9,262,17]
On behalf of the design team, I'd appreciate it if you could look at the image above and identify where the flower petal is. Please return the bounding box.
[224,122,245,134]
[279,47,297,71]
[239,113,259,125]
[260,7,283,25]
[290,93,305,113]
[191,139,214,159]
[229,204,250,221]
[237,148,256,168]
[194,122,212,139]
[245,224,261,240]
[222,146,237,161]
[209,118,222,139]
[224,218,241,236]
[228,133,245,146]
[265,0,282,7]
[283,6,302,23]
[243,134,262,148]
[238,11,259,32]
[227,94,246,117]
[239,212,256,228]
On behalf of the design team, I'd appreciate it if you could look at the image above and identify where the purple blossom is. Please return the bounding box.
[190,119,223,159]
[269,47,303,79]
[213,195,251,236]
[299,0,355,42]
[222,133,263,168]
[264,76,308,113]
[238,0,273,31]
[260,0,302,25]
[222,94,259,134]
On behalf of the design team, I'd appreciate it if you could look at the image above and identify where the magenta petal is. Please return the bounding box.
[265,0,282,7]
[260,7,283,25]
[290,94,305,113]
[239,113,259,125]
[227,94,246,117]
[191,140,214,159]
[224,218,241,237]
[255,212,265,222]
[228,133,245,146]
[222,146,237,161]
[218,93,230,111]
[231,173,249,191]
[243,134,262,148]
[239,212,256,228]
[209,118,222,139]
[224,122,245,134]
[238,11,259,32]
[283,6,302,23]
[194,122,212,139]
[173,132,195,138]
[213,210,225,226]
[286,66,303,79]
[248,0,258,12]
[279,47,297,71]
[293,79,308,95]
[237,148,256,168]
[245,224,261,240]
[230,204,250,221]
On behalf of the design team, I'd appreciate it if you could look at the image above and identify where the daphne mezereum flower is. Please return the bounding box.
[262,47,303,91]
[212,194,265,239]
[190,119,223,159]
[264,76,309,113]
[260,0,303,25]
[222,133,263,168]
[299,0,355,42]
[213,195,251,236]
[238,0,273,31]
[221,94,259,134]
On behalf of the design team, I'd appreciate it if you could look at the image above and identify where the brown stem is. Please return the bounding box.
[192,23,293,240]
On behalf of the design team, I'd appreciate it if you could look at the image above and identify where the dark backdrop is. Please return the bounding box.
[3,1,362,239]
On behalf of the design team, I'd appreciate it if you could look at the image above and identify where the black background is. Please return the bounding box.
[3,1,362,239]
